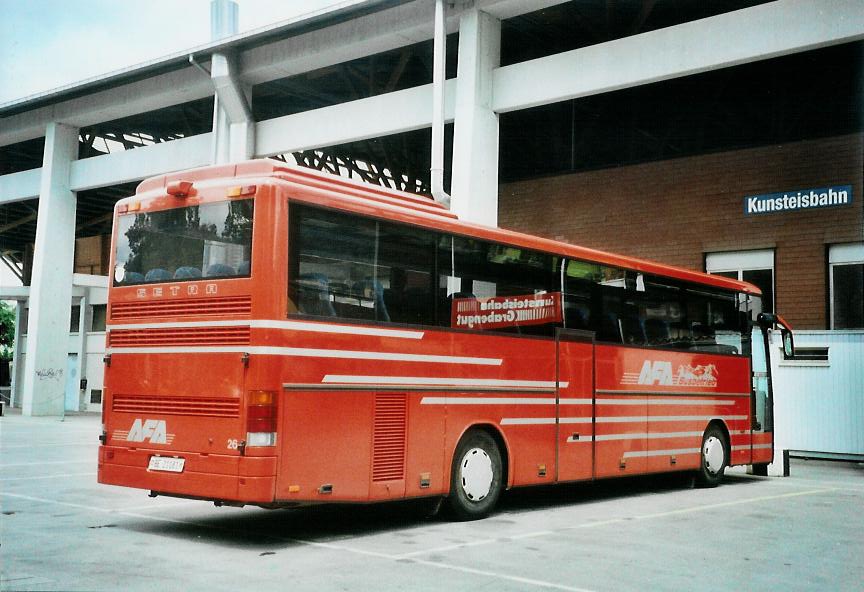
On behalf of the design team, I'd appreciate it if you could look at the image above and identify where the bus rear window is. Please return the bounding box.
[113,199,253,286]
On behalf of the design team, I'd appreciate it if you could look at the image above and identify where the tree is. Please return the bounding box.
[0,301,14,361]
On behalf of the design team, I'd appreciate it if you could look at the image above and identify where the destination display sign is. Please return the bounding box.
[451,292,562,330]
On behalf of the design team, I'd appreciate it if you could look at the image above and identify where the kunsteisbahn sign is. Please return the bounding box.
[744,185,853,216]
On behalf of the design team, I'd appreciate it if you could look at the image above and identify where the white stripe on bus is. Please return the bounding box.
[732,443,773,451]
[623,448,701,458]
[596,399,737,406]
[251,320,424,339]
[594,431,703,441]
[502,416,745,426]
[596,415,748,423]
[106,346,501,365]
[501,417,592,425]
[107,319,424,339]
[500,418,558,425]
[325,375,564,388]
[421,397,556,405]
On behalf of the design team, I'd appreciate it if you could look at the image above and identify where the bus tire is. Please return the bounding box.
[696,424,728,488]
[447,430,503,521]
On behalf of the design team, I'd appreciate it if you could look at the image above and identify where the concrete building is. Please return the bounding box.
[1,0,862,469]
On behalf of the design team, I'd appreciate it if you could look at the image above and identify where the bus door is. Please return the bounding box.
[555,329,594,482]
[593,345,648,478]
[750,311,793,466]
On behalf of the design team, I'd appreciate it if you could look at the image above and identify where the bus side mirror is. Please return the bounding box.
[757,313,795,360]
[781,329,794,360]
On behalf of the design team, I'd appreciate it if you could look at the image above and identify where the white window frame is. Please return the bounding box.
[705,249,775,312]
[828,243,864,329]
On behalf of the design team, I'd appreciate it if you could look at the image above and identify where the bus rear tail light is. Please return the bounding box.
[246,390,277,447]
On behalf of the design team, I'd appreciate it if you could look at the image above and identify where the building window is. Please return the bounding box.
[90,389,103,405]
[829,243,864,329]
[705,249,774,314]
[91,305,107,332]
[69,305,81,333]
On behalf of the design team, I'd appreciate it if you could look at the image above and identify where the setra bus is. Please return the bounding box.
[98,160,794,519]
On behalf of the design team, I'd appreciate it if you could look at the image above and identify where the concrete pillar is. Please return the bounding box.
[450,9,501,226]
[21,122,78,416]
[209,0,254,164]
[9,301,24,408]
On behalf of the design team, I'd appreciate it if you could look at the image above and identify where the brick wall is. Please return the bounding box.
[499,133,864,329]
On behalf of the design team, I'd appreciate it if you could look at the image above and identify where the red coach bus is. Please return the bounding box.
[98,160,793,519]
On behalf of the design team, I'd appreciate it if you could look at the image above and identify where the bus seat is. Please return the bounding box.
[144,268,172,282]
[298,273,336,316]
[621,315,647,345]
[566,305,590,329]
[645,318,671,344]
[174,266,202,279]
[355,278,390,322]
[123,271,144,284]
[599,312,622,343]
[205,263,236,277]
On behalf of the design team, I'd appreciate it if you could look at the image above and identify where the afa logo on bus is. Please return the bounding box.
[635,360,718,388]
[127,419,171,444]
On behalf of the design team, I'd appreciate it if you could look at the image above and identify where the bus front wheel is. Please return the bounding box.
[447,430,503,520]
[696,425,728,488]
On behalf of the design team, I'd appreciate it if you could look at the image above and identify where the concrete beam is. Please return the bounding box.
[240,0,453,86]
[255,80,456,156]
[0,0,564,150]
[240,0,565,87]
[0,66,213,148]
[69,134,212,192]
[492,0,864,113]
[0,169,41,204]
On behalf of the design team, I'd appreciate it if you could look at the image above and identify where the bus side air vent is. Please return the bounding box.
[110,296,252,320]
[372,394,407,482]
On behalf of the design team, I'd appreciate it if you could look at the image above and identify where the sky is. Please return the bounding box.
[0,0,345,287]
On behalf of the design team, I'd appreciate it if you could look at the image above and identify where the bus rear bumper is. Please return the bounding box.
[98,445,276,504]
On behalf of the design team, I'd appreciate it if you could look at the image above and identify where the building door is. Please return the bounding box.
[64,354,78,412]
[556,329,595,482]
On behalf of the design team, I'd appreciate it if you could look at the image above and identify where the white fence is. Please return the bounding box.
[772,330,864,468]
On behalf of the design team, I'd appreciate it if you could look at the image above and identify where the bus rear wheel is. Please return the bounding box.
[696,425,728,488]
[447,430,503,521]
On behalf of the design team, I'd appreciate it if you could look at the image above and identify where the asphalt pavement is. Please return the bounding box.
[2,410,862,591]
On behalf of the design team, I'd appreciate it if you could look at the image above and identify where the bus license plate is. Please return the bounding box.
[148,456,185,473]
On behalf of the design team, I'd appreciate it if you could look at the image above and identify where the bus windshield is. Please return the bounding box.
[113,199,254,285]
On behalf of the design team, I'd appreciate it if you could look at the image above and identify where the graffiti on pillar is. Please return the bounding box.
[35,368,64,380]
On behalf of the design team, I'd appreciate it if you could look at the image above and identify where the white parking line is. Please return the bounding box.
[0,472,97,482]
[1,486,839,592]
[0,460,94,468]
[0,491,597,591]
[406,558,600,592]
[394,488,835,560]
[1,443,94,449]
